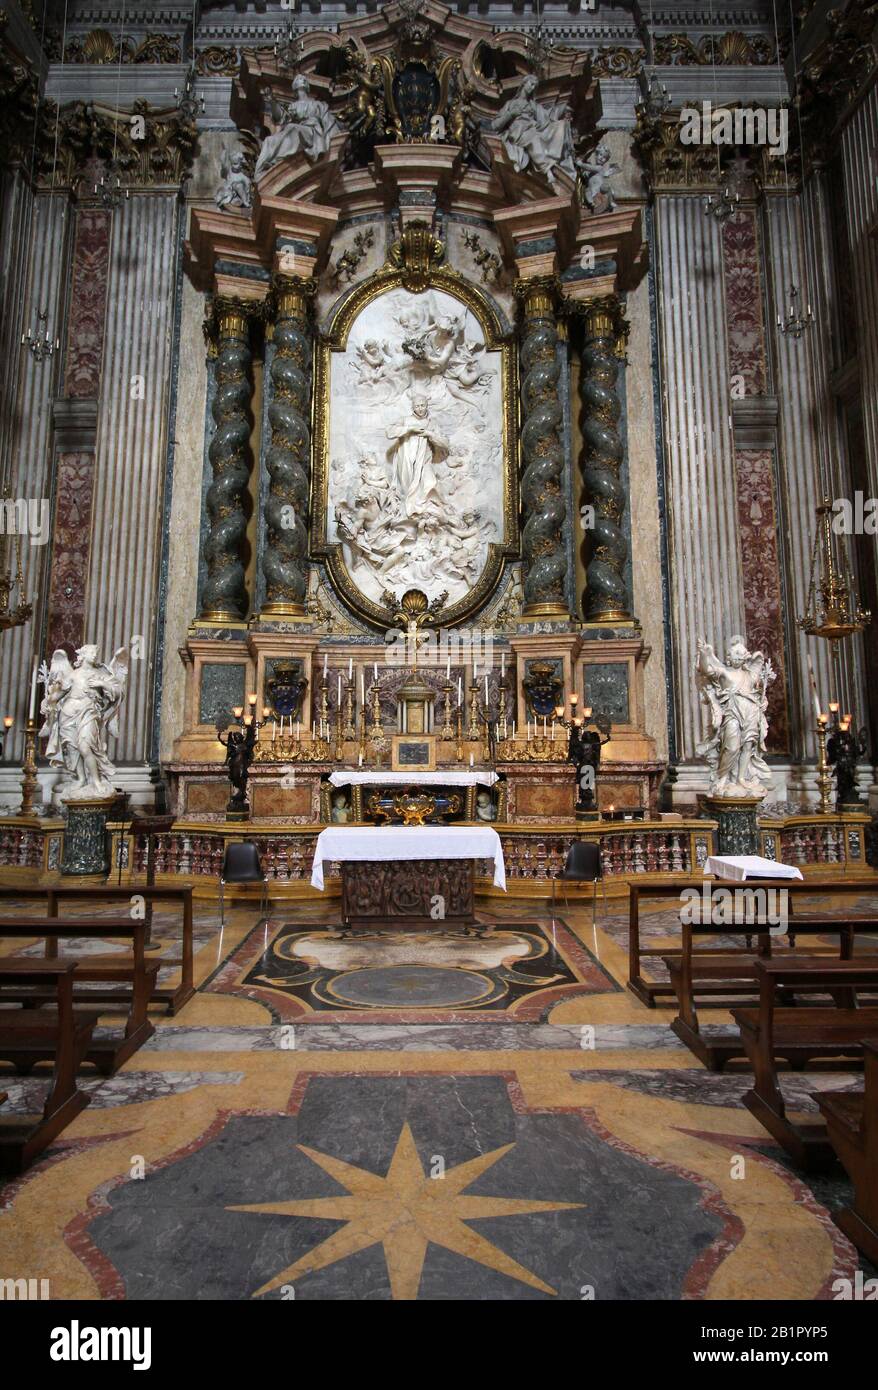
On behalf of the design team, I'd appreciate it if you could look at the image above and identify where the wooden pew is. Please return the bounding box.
[817,1039,878,1265]
[0,959,98,1173]
[0,917,158,1074]
[663,911,878,1069]
[628,876,878,1007]
[0,885,194,1014]
[732,959,878,1170]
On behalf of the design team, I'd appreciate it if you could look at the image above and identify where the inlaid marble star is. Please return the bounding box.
[229,1122,584,1299]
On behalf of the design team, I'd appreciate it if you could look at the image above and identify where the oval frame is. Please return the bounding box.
[310,266,520,629]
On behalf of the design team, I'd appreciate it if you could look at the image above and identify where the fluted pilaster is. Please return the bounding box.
[200,298,257,622]
[514,277,568,617]
[262,275,315,616]
[577,296,631,623]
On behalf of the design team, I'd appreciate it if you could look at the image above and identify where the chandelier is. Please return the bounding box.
[174,63,205,123]
[20,307,59,362]
[93,159,129,207]
[798,496,871,642]
[777,283,815,339]
[639,67,670,119]
[274,17,304,72]
[0,523,33,632]
[703,183,741,222]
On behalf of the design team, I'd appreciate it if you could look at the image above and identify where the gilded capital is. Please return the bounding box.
[513,275,562,320]
[270,273,318,321]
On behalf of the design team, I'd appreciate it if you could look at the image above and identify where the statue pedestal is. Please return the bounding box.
[61,795,117,876]
[702,795,764,858]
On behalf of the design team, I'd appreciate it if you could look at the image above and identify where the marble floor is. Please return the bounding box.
[1,893,875,1301]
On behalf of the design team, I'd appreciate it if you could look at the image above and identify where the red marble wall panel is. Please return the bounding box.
[62,208,111,399]
[45,451,96,654]
[722,209,768,395]
[734,448,789,752]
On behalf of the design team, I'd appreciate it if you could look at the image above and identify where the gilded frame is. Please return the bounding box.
[311,266,520,629]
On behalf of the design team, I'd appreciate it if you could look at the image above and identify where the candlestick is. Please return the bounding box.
[19,717,39,819]
[456,709,463,763]
[467,679,480,739]
[441,679,454,739]
[343,675,356,740]
[815,720,832,815]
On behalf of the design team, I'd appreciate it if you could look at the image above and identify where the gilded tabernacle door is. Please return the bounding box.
[311,265,519,626]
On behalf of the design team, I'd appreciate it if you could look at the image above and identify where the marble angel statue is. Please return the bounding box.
[695,636,775,798]
[254,75,344,180]
[490,74,576,188]
[576,141,619,213]
[39,643,130,801]
[215,147,253,211]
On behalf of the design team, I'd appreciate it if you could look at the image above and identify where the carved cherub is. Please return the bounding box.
[576,141,619,213]
[215,146,253,212]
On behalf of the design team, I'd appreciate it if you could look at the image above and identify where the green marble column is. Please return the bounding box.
[515,277,569,617]
[200,297,257,622]
[262,275,316,616]
[577,296,631,623]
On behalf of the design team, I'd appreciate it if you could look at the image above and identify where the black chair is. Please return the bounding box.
[219,842,268,927]
[551,842,606,955]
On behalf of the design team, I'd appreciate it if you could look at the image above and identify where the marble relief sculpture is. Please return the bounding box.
[215,148,252,211]
[254,76,344,179]
[328,287,503,607]
[490,75,576,188]
[39,644,130,800]
[695,637,775,798]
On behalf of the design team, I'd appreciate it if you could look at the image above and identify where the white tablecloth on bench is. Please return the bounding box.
[311,826,506,891]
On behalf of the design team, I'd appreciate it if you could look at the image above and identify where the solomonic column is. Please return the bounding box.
[261,274,316,616]
[576,296,631,623]
[514,276,569,617]
[200,297,258,622]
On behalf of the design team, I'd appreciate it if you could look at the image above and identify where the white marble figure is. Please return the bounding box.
[328,287,503,606]
[39,644,129,801]
[576,142,619,212]
[695,636,775,798]
[215,148,252,211]
[254,75,343,180]
[490,74,576,187]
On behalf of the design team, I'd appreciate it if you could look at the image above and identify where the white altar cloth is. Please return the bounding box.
[311,826,506,891]
[328,770,498,788]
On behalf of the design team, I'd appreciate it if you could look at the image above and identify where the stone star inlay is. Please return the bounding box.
[230,1122,584,1299]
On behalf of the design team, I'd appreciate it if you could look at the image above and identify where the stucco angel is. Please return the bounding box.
[576,141,619,213]
[39,643,130,800]
[215,146,252,212]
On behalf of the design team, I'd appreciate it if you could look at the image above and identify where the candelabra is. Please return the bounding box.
[440,679,455,739]
[93,162,129,208]
[456,709,463,764]
[19,718,39,818]
[497,678,509,742]
[467,679,482,740]
[319,679,330,742]
[334,703,344,763]
[369,681,382,732]
[815,717,833,816]
[274,16,304,70]
[703,184,740,222]
[21,308,60,362]
[777,283,814,339]
[174,63,205,123]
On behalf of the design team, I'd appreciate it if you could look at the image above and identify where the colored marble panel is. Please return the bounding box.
[185,782,231,816]
[45,450,97,654]
[722,209,767,395]
[515,782,575,818]
[199,661,246,726]
[584,662,630,722]
[251,784,312,818]
[734,449,790,752]
[63,208,112,399]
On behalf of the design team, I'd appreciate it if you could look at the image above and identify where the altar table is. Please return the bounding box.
[327,770,499,788]
[311,826,506,931]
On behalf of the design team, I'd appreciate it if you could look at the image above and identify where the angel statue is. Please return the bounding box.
[254,75,344,180]
[576,141,619,213]
[695,636,775,799]
[215,147,252,212]
[39,643,130,801]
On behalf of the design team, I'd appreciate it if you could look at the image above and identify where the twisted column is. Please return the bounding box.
[515,277,569,617]
[577,297,631,622]
[262,275,316,616]
[200,298,256,621]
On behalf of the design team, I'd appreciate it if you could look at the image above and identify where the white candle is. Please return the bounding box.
[28,662,37,721]
[512,721,516,740]
[543,717,547,737]
[323,654,328,678]
[337,674,342,703]
[458,677,462,704]
[373,663,378,680]
[807,653,821,720]
[528,721,532,740]
[501,652,505,677]
[272,720,277,743]
[446,657,451,678]
[484,675,489,701]
[348,657,353,679]
[469,752,474,767]
[358,752,363,767]
[296,721,300,742]
[552,720,556,742]
[359,672,365,705]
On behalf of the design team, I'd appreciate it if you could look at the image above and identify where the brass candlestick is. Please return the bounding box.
[369,681,382,731]
[358,701,367,764]
[467,679,481,739]
[20,717,39,818]
[342,675,356,740]
[498,679,509,742]
[816,720,833,815]
[456,709,463,763]
[441,679,454,738]
[319,680,330,742]
[334,703,344,762]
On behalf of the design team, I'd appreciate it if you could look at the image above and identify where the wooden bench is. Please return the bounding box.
[663,912,878,1069]
[628,876,878,1007]
[0,959,98,1173]
[817,1039,878,1265]
[0,885,194,1014]
[0,917,158,1074]
[732,959,878,1170]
